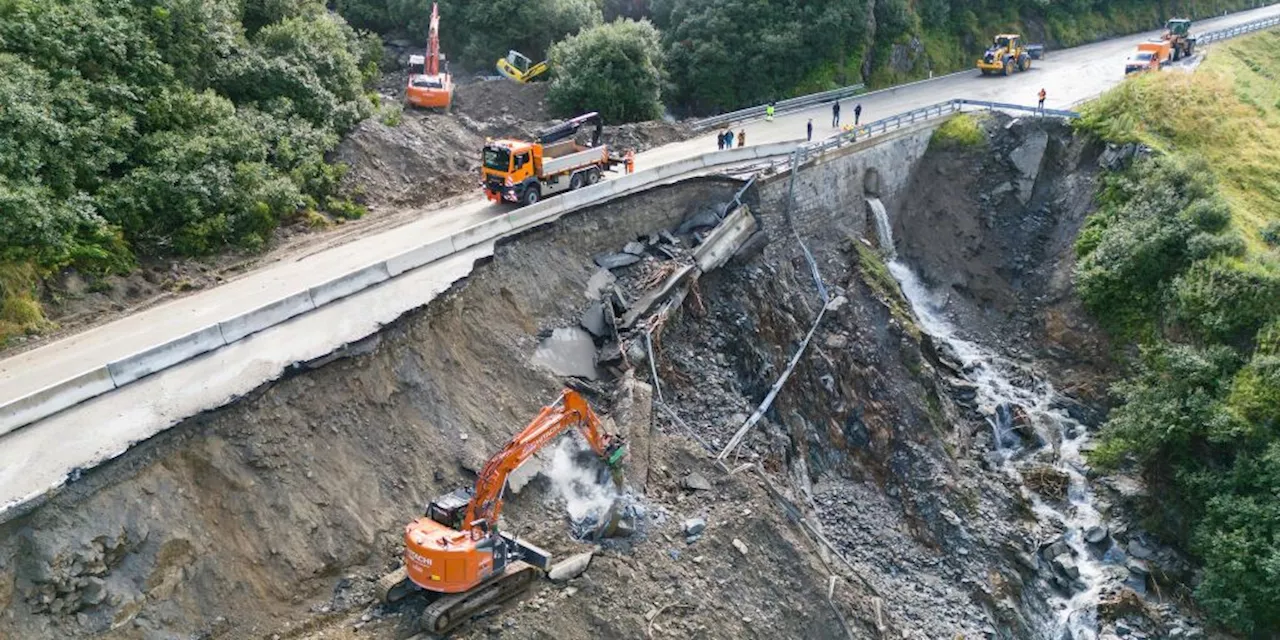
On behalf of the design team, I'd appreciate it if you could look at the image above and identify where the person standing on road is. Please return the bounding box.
[766,101,776,122]
[738,129,746,147]
[854,103,863,125]
[832,101,841,127]
[1038,88,1046,113]
[807,119,813,141]
[717,129,725,151]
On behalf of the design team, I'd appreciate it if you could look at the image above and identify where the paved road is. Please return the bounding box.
[2,4,1278,409]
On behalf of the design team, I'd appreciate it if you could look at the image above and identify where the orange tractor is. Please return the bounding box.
[405,3,453,109]
[377,390,626,634]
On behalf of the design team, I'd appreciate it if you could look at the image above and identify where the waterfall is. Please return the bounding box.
[884,247,1108,640]
[866,198,896,259]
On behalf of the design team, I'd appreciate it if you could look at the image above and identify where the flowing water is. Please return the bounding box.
[867,198,1108,639]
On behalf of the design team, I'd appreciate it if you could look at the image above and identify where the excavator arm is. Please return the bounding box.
[463,389,624,531]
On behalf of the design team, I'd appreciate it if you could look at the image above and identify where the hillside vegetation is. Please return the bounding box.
[1076,31,1280,634]
[0,0,380,342]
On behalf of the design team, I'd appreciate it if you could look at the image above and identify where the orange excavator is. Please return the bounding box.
[377,390,626,634]
[405,3,453,109]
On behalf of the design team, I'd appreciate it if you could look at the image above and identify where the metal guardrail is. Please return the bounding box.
[783,98,1079,164]
[1196,15,1280,44]
[692,83,866,131]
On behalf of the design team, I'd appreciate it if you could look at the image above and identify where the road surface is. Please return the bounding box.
[2,3,1278,413]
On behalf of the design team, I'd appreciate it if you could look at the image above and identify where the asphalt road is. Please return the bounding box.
[2,4,1278,411]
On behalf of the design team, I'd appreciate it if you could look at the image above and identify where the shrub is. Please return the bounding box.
[929,113,986,150]
[548,20,664,123]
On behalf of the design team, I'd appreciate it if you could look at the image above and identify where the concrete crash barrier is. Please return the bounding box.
[385,238,456,277]
[308,262,391,308]
[0,368,117,438]
[107,324,227,387]
[448,216,515,253]
[218,290,317,344]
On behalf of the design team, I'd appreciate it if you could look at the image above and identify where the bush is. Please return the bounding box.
[1262,221,1280,247]
[929,114,986,150]
[548,20,664,123]
[1173,259,1280,345]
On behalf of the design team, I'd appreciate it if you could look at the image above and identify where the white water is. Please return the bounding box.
[868,198,1107,639]
[544,438,620,523]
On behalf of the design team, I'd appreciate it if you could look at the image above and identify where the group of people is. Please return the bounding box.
[716,128,745,150]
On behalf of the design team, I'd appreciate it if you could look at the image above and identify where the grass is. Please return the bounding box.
[1078,31,1280,255]
[930,113,988,150]
[852,240,920,339]
[0,262,51,345]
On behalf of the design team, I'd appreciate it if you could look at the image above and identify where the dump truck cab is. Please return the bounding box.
[481,140,539,203]
[1126,40,1172,74]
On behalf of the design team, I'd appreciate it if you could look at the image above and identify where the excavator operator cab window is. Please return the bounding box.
[427,488,472,530]
[506,50,532,73]
[996,37,1010,49]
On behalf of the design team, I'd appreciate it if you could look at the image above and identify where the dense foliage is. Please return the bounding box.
[0,0,379,339]
[547,20,663,123]
[1077,32,1280,634]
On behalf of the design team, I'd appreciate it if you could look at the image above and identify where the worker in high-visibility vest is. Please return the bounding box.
[765,102,775,122]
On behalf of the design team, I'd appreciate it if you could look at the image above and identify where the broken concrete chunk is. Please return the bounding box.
[548,551,594,583]
[683,518,706,537]
[677,208,721,235]
[579,302,608,338]
[680,473,712,492]
[731,538,749,556]
[659,230,680,246]
[623,241,647,256]
[585,269,617,301]
[593,252,641,270]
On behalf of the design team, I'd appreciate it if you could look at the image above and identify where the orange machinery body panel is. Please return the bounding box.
[1126,41,1171,74]
[406,74,453,109]
[403,516,494,594]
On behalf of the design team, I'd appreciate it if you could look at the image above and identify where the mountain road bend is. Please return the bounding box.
[2,3,1278,440]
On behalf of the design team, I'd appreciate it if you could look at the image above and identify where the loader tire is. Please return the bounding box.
[1003,59,1013,76]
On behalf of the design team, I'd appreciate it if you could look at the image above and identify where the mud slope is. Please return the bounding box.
[0,179,855,640]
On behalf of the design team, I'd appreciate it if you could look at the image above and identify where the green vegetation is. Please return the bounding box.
[852,239,919,339]
[930,113,988,150]
[0,0,381,342]
[1077,31,1280,634]
[548,20,664,123]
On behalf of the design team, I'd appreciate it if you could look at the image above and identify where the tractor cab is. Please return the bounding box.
[1165,19,1191,37]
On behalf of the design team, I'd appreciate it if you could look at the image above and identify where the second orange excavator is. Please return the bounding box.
[406,3,453,109]
[377,389,626,634]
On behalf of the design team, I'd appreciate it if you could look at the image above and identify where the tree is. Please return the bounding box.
[548,19,664,123]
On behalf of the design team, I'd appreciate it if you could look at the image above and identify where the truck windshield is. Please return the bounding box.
[483,147,510,171]
[1133,52,1153,61]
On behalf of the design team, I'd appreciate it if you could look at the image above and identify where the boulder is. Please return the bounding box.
[681,473,713,492]
[683,518,706,537]
[548,551,594,583]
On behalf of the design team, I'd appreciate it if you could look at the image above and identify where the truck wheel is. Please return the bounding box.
[587,168,601,185]
[523,186,540,206]
[570,172,583,191]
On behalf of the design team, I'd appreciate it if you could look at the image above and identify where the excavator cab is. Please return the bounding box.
[426,487,473,531]
[497,50,549,83]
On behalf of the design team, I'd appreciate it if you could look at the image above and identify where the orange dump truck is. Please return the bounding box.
[481,112,634,206]
[1125,40,1172,74]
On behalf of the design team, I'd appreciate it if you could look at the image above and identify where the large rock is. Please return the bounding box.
[681,473,712,492]
[683,518,706,537]
[548,551,594,583]
[612,372,653,492]
[1053,555,1080,580]
[1009,130,1049,204]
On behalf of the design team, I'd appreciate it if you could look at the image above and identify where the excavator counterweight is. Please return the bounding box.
[379,389,625,634]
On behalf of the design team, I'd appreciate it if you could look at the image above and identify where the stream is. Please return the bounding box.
[868,198,1107,640]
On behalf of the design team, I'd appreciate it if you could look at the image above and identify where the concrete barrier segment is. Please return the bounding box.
[217,290,318,344]
[106,324,227,386]
[307,262,392,308]
[385,238,457,277]
[0,368,117,437]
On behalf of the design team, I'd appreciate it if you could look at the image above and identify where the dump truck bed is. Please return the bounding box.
[542,145,608,176]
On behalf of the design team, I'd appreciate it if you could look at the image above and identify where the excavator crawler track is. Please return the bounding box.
[420,562,538,635]
[375,566,415,604]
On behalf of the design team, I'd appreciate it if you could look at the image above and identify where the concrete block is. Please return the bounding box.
[308,262,391,308]
[695,207,757,273]
[218,290,316,344]
[449,217,514,253]
[0,367,117,436]
[385,238,455,277]
[107,324,227,386]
